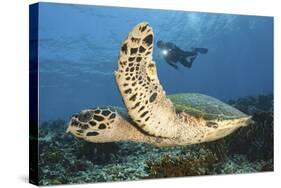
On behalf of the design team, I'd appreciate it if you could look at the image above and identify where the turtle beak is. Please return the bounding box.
[66,114,85,138]
[66,119,73,134]
[66,114,77,133]
[66,122,71,133]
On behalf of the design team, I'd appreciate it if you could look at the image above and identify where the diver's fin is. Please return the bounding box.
[115,22,181,138]
[193,48,208,54]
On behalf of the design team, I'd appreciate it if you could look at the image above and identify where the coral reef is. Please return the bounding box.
[229,94,273,114]
[226,94,273,164]
[38,120,123,185]
[202,139,228,162]
[36,94,273,185]
[143,148,219,178]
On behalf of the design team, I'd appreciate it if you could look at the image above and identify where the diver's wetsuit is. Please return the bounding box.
[157,40,208,69]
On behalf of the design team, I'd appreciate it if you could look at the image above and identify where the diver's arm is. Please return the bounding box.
[168,62,179,69]
[166,42,176,50]
[164,57,178,69]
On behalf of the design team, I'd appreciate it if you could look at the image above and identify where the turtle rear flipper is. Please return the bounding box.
[115,22,182,138]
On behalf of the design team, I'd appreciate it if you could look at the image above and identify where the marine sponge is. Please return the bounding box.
[203,139,228,162]
[143,150,219,178]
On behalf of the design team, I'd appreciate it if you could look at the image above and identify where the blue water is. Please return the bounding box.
[37,3,273,123]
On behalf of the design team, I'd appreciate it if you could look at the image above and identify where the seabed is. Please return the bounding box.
[37,94,273,185]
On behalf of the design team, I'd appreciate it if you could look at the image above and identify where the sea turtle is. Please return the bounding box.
[66,22,252,147]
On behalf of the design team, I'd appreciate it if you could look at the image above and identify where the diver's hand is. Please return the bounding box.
[164,57,178,70]
[168,62,179,70]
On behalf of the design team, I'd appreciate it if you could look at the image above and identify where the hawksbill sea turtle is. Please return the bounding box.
[66,22,253,147]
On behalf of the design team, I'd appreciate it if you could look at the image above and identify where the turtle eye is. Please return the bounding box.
[78,111,92,122]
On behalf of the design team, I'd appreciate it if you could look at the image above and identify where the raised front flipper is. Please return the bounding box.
[115,22,182,138]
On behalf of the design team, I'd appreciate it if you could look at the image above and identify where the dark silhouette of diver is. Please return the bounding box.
[157,40,208,69]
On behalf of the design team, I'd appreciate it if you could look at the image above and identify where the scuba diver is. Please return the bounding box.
[157,40,208,69]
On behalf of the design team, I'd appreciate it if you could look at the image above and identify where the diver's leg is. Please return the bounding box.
[182,50,197,57]
[180,49,198,68]
[192,48,208,54]
[179,57,192,68]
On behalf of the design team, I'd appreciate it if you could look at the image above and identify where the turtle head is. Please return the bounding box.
[66,107,149,143]
[66,107,121,142]
[66,109,96,138]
